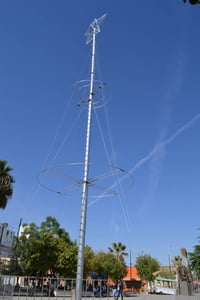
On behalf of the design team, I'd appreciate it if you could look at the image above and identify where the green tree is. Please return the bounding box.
[188,228,200,280]
[189,247,200,279]
[189,230,200,279]
[14,216,78,277]
[83,245,95,278]
[91,251,127,282]
[54,238,78,277]
[135,254,160,291]
[0,160,15,209]
[108,242,128,261]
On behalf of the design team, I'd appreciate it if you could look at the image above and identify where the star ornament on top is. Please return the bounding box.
[85,13,107,45]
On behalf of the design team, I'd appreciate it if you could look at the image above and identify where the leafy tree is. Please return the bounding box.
[54,238,78,277]
[108,242,128,262]
[83,245,95,278]
[189,247,200,279]
[0,160,15,209]
[91,251,127,282]
[135,254,160,291]
[189,229,200,280]
[14,216,78,277]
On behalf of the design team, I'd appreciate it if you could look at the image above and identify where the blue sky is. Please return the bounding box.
[1,0,200,267]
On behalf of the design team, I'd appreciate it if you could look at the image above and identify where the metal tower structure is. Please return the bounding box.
[75,14,107,300]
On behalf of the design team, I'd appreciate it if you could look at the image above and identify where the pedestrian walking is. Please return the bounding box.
[113,280,123,300]
[118,280,123,300]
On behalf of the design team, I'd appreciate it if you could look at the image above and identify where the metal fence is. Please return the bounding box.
[0,275,111,300]
[0,275,200,300]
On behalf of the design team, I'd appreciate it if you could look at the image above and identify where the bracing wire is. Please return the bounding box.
[24,28,136,259]
[20,48,92,216]
[93,50,136,256]
[49,108,84,163]
[93,101,135,257]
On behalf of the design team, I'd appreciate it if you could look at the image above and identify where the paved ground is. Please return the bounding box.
[1,295,199,300]
[136,295,200,300]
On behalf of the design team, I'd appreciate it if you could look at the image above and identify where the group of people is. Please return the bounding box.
[113,280,123,300]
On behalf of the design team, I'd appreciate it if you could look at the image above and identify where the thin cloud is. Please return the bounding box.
[130,113,200,174]
[134,51,185,209]
[88,112,200,208]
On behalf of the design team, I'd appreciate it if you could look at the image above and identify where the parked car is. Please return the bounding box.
[124,290,138,297]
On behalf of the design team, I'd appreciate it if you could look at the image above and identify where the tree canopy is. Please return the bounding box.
[189,228,200,279]
[189,248,200,279]
[0,160,15,209]
[15,216,78,277]
[135,253,160,283]
[91,251,127,282]
[83,245,95,278]
[11,217,129,281]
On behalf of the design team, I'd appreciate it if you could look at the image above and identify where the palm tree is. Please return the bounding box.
[108,242,128,261]
[0,160,15,209]
[172,255,184,267]
[172,255,184,272]
[172,255,187,281]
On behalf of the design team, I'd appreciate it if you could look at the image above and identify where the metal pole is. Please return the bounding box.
[75,29,96,300]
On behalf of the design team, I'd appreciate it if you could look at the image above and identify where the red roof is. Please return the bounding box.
[124,267,140,280]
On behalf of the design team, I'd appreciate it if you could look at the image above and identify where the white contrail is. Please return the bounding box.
[129,113,200,174]
[88,112,200,207]
[164,113,200,146]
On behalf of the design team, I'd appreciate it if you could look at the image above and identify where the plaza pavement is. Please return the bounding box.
[1,295,199,300]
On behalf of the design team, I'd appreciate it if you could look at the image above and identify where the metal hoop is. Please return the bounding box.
[38,162,133,198]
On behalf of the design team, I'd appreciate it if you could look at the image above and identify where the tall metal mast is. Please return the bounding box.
[75,14,107,300]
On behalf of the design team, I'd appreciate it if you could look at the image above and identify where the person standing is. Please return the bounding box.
[114,280,123,300]
[113,283,117,300]
[118,280,123,300]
